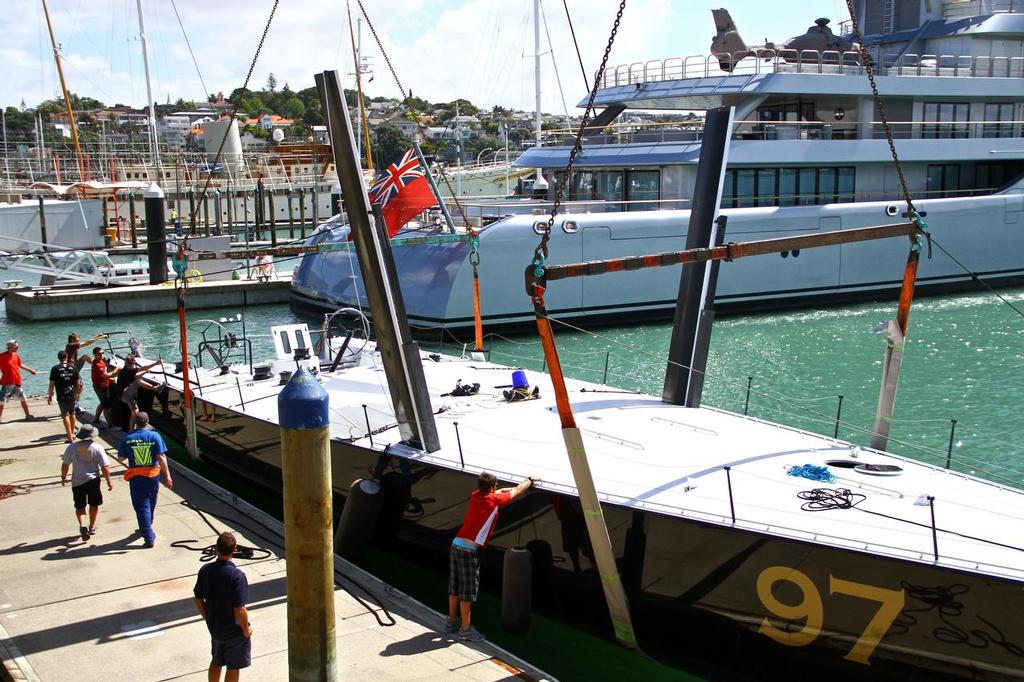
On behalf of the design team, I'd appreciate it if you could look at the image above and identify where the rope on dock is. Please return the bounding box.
[0,483,31,501]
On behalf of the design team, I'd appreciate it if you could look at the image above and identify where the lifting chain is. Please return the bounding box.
[531,0,627,280]
[468,229,480,270]
[843,0,920,227]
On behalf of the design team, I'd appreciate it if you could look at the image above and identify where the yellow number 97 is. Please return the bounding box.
[756,566,823,647]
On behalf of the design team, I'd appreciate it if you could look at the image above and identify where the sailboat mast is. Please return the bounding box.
[136,0,163,180]
[40,0,85,181]
[532,0,547,193]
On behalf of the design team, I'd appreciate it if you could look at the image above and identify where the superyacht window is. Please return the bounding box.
[983,103,1017,138]
[722,167,856,208]
[922,102,970,139]
[927,164,961,198]
[556,169,657,211]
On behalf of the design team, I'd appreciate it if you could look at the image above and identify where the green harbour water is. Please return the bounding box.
[2,286,1023,486]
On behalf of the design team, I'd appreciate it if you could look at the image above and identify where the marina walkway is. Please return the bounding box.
[0,399,552,682]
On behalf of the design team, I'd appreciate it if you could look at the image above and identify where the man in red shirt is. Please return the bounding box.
[0,339,38,422]
[83,347,119,429]
[446,472,538,642]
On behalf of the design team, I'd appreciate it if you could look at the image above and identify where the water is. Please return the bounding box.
[3,287,1022,485]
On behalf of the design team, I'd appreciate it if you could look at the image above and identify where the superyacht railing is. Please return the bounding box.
[603,50,1024,88]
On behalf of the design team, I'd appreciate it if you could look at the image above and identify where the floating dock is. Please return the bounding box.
[0,400,553,682]
[2,275,292,321]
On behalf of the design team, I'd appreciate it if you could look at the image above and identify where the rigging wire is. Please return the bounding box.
[539,0,570,119]
[168,0,210,100]
[562,0,590,91]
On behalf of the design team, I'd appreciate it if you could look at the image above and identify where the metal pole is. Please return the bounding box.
[41,0,85,180]
[743,376,753,415]
[834,395,845,438]
[311,184,319,227]
[128,192,138,248]
[287,189,295,238]
[226,184,235,239]
[2,109,10,189]
[278,367,337,681]
[37,196,48,252]
[724,465,736,523]
[362,403,372,447]
[177,286,199,459]
[945,419,958,469]
[268,187,278,247]
[135,0,163,178]
[143,183,167,284]
[532,0,547,193]
[663,107,734,405]
[602,351,610,384]
[299,187,306,238]
[928,496,938,561]
[453,421,464,468]
[214,190,222,236]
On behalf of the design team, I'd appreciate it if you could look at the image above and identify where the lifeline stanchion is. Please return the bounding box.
[725,465,736,523]
[928,496,939,561]
[945,419,958,469]
[453,422,465,468]
[602,351,610,384]
[362,404,372,447]
[743,376,753,415]
[834,395,844,438]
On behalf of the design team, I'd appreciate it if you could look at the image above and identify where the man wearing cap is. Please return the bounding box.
[116,412,172,548]
[60,423,113,541]
[0,339,38,422]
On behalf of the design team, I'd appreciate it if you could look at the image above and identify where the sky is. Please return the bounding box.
[4,0,847,114]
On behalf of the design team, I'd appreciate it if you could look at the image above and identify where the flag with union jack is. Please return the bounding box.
[367,148,436,237]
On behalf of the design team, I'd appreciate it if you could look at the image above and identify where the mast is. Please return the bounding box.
[532,0,548,194]
[136,0,163,180]
[40,0,85,181]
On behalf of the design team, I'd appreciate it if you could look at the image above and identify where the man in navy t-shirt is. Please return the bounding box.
[116,411,172,547]
[194,532,252,680]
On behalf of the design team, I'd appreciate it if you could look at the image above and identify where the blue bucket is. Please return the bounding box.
[512,370,529,389]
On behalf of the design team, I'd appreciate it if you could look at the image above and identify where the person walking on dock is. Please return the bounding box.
[48,350,82,443]
[116,411,172,548]
[0,339,38,422]
[446,472,539,641]
[60,423,113,541]
[193,532,252,681]
[66,332,107,416]
[83,347,119,429]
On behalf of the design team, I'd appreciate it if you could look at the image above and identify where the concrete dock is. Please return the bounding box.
[3,275,292,322]
[0,399,553,682]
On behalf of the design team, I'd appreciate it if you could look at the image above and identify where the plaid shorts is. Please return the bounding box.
[448,543,480,602]
[0,385,24,403]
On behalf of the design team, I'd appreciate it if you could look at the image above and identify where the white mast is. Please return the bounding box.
[532,0,547,194]
[136,0,162,181]
[355,17,363,162]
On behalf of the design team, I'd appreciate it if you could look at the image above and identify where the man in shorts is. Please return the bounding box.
[83,346,119,429]
[194,532,252,681]
[48,350,81,443]
[446,472,538,641]
[60,423,113,541]
[0,339,38,422]
[66,331,107,415]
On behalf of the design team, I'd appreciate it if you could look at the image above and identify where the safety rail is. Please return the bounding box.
[602,50,1024,88]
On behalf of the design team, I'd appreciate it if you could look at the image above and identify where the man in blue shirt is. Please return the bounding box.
[116,411,172,548]
[194,532,252,681]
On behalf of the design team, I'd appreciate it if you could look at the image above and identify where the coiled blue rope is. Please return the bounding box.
[787,464,836,483]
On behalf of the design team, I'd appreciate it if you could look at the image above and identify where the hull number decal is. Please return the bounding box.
[757,566,906,665]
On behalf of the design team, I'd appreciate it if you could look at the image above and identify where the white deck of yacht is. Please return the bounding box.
[168,347,1024,585]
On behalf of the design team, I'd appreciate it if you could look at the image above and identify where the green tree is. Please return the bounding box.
[266,72,278,92]
[373,124,411,167]
[282,97,305,120]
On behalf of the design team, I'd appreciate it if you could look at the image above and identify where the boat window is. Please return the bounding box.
[626,170,660,211]
[922,102,969,139]
[736,170,756,208]
[594,171,623,211]
[279,330,292,355]
[983,103,1016,138]
[927,164,960,198]
[293,330,305,350]
[837,168,856,202]
[756,169,777,207]
[778,169,798,207]
[818,168,837,204]
[798,169,817,206]
[570,171,594,202]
